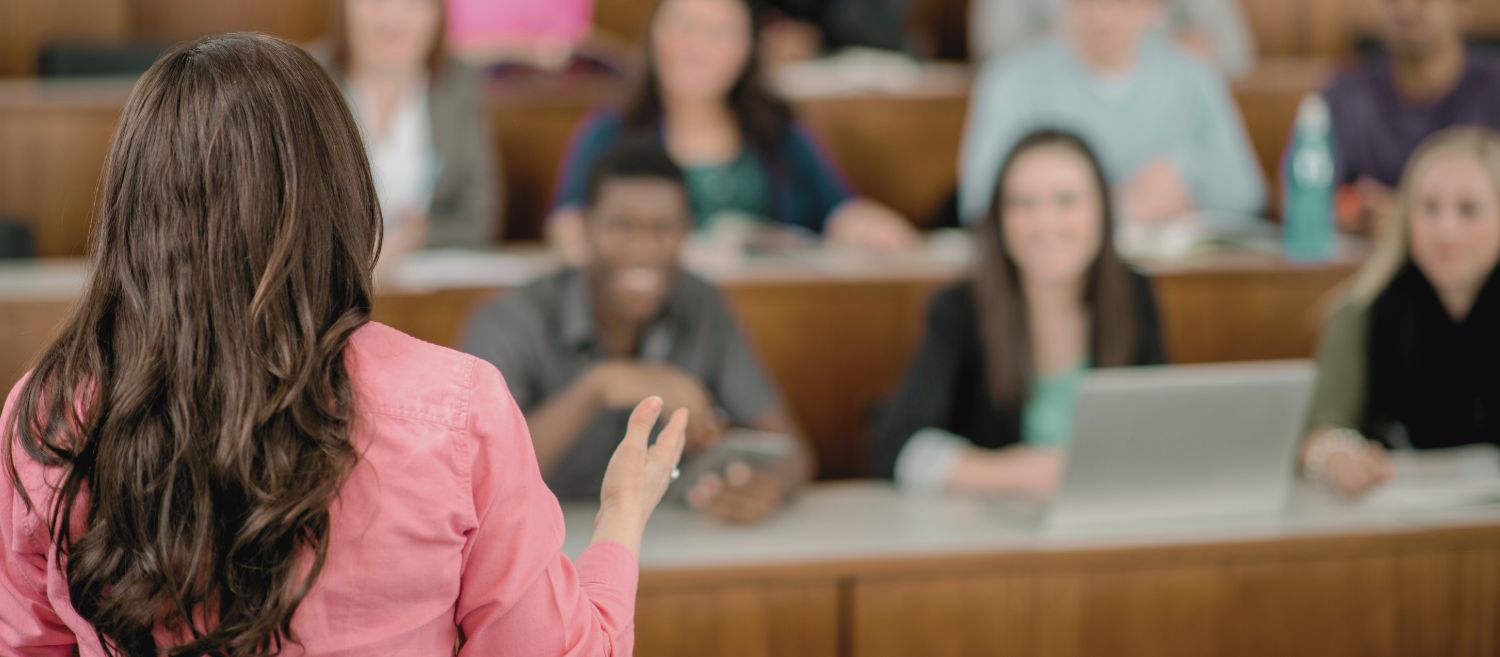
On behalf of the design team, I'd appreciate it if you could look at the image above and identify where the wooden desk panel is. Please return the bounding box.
[636,579,841,657]
[1151,263,1350,364]
[0,0,130,77]
[852,556,1409,657]
[849,540,1500,657]
[721,279,940,478]
[1396,547,1500,656]
[0,64,1325,255]
[794,90,969,228]
[598,484,1500,657]
[0,88,123,257]
[0,250,1358,480]
[0,296,75,390]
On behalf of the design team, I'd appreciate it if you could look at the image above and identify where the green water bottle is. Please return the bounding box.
[1283,94,1336,262]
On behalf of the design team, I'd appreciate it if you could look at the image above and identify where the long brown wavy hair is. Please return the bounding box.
[3,33,381,656]
[973,130,1142,408]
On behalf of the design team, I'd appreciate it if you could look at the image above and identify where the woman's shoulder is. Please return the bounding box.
[345,321,491,430]
[578,108,627,136]
[2,374,64,550]
[431,59,485,99]
[562,109,630,160]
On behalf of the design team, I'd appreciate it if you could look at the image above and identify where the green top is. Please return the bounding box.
[1021,361,1091,446]
[1304,299,1370,434]
[682,154,773,230]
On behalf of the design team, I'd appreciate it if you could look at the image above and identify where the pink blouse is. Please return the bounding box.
[1,322,637,656]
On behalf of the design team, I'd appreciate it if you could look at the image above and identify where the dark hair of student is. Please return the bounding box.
[621,0,794,166]
[3,33,381,657]
[972,129,1143,408]
[584,140,691,208]
[325,0,448,78]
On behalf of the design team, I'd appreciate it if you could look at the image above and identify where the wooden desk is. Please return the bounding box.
[564,481,1500,657]
[0,243,1361,479]
[0,62,1327,254]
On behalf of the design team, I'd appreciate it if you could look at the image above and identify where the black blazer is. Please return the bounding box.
[868,273,1166,479]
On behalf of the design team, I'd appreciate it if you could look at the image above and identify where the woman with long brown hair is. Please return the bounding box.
[543,0,917,260]
[1,33,682,656]
[869,130,1165,495]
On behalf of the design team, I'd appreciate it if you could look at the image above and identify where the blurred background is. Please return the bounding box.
[4,2,1500,656]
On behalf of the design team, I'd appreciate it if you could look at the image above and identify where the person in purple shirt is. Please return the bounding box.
[1321,0,1500,232]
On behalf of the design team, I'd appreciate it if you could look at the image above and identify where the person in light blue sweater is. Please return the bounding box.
[958,0,1265,227]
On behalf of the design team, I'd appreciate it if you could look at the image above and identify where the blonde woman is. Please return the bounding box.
[1302,127,1500,498]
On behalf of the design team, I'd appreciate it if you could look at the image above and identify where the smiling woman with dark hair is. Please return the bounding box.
[1,33,682,657]
[543,0,918,261]
[871,130,1165,496]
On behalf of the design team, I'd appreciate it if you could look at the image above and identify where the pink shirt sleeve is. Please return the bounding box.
[454,360,638,657]
[1,380,77,656]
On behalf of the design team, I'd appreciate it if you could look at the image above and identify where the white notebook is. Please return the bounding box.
[1359,444,1500,511]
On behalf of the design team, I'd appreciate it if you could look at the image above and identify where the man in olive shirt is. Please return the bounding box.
[463,142,809,524]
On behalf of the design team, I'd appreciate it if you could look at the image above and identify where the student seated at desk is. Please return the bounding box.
[544,0,918,262]
[1316,0,1500,233]
[969,0,1257,78]
[465,141,812,524]
[321,0,501,259]
[1302,127,1500,498]
[871,130,1165,496]
[958,0,1265,227]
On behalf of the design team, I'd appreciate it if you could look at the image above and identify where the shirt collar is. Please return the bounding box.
[559,268,680,360]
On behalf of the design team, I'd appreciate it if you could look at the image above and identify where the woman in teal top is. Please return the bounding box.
[544,0,916,259]
[869,130,1165,496]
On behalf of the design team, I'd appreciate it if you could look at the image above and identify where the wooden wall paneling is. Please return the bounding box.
[594,0,660,44]
[1238,0,1312,57]
[852,549,1414,657]
[1151,263,1352,364]
[635,579,841,657]
[1221,555,1401,657]
[858,564,1230,657]
[372,287,494,348]
[0,98,121,257]
[1395,544,1500,657]
[1474,0,1500,37]
[0,0,131,77]
[130,0,332,44]
[852,570,1057,657]
[1,62,1329,254]
[723,279,941,480]
[487,80,618,240]
[1305,0,1384,58]
[0,259,1356,480]
[853,565,1229,657]
[0,297,75,387]
[795,91,968,225]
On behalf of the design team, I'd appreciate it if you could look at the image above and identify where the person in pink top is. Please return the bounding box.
[0,32,684,657]
[445,0,615,73]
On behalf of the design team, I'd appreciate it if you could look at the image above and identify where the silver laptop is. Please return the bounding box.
[1042,360,1314,530]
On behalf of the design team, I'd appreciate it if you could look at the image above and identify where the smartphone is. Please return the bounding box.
[673,429,798,496]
